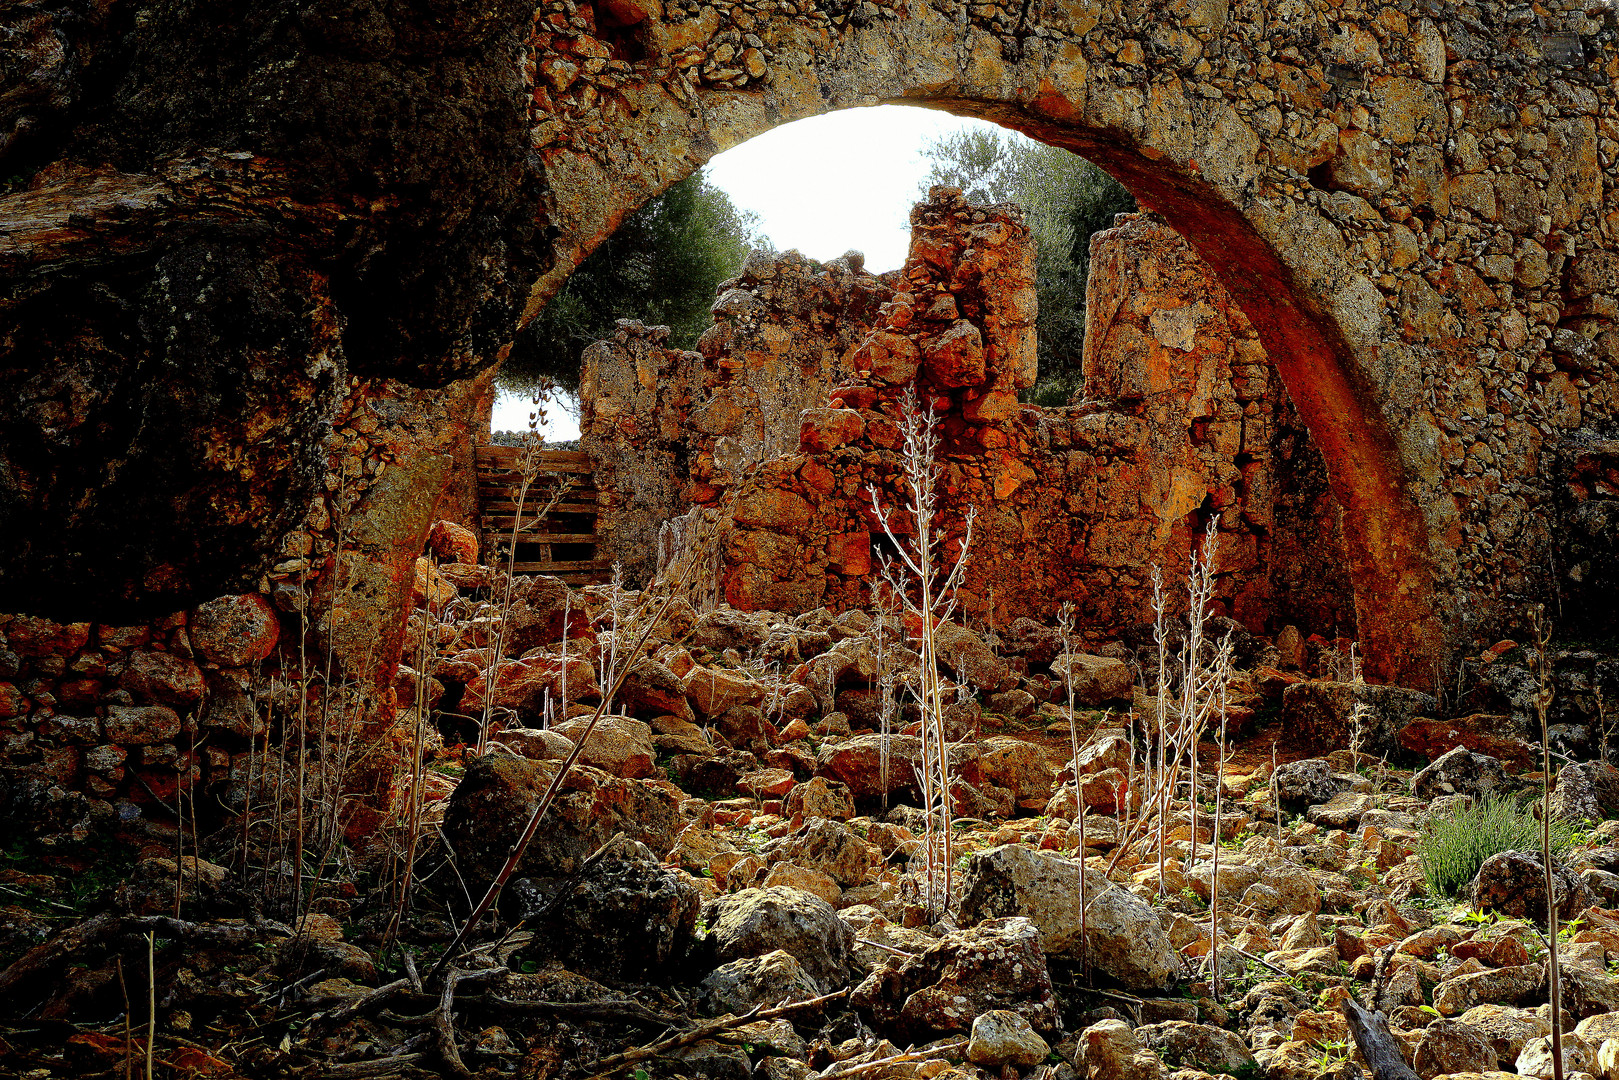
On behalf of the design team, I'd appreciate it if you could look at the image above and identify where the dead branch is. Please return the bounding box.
[577,989,849,1080]
[811,1039,969,1080]
[1343,999,1419,1080]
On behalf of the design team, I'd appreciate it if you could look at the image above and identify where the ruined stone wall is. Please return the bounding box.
[579,251,893,584]
[719,191,1357,637]
[0,371,490,825]
[7,0,1619,686]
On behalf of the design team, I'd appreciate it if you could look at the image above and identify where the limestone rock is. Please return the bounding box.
[1135,1021,1255,1074]
[1078,1019,1169,1080]
[188,594,280,667]
[703,886,855,991]
[1553,763,1619,823]
[701,949,823,1014]
[1517,1034,1594,1079]
[443,754,682,885]
[1414,1018,1498,1079]
[549,715,657,779]
[1456,1004,1549,1062]
[1434,965,1544,1016]
[513,857,700,981]
[784,777,855,821]
[1468,850,1592,927]
[1053,653,1135,705]
[955,844,1182,990]
[968,1010,1051,1069]
[815,734,982,802]
[851,917,1060,1041]
[1412,746,1512,801]
[760,817,877,888]
[1399,717,1534,770]
[1271,759,1351,810]
[977,736,1056,804]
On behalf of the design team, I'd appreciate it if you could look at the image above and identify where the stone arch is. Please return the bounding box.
[3,0,1611,694]
[523,18,1466,685]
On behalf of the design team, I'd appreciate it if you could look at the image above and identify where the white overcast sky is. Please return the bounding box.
[492,105,1007,437]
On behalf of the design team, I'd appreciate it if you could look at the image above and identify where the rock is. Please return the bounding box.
[968,1010,1051,1069]
[513,858,700,981]
[1468,850,1592,927]
[1306,791,1371,830]
[1562,962,1619,1020]
[617,658,695,723]
[549,715,657,778]
[427,519,479,564]
[955,844,1182,990]
[703,886,855,991]
[502,576,588,655]
[1414,1018,1498,1079]
[977,737,1056,804]
[761,863,841,904]
[851,917,1060,1041]
[461,654,600,718]
[784,777,855,821]
[691,608,771,653]
[188,594,280,666]
[1077,1019,1169,1080]
[659,1040,752,1080]
[760,817,876,887]
[1553,763,1619,823]
[1136,1021,1255,1074]
[118,650,205,709]
[1518,1033,1594,1079]
[1399,717,1534,770]
[1434,965,1544,1016]
[1575,1013,1619,1044]
[935,621,1011,691]
[495,727,572,759]
[1412,746,1513,801]
[443,754,683,885]
[1456,1004,1550,1062]
[815,734,981,802]
[685,665,767,718]
[1053,653,1135,705]
[1271,759,1351,810]
[104,704,182,744]
[701,949,824,1014]
[1281,681,1437,757]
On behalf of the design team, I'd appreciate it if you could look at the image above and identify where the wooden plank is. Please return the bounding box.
[508,559,614,573]
[476,446,592,465]
[482,529,598,542]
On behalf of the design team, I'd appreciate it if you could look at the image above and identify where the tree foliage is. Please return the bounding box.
[499,172,763,396]
[920,128,1135,405]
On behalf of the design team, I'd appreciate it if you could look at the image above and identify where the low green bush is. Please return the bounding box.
[1418,794,1575,898]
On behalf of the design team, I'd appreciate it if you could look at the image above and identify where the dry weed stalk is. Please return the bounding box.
[866,387,976,921]
[1531,604,1564,1080]
[872,581,899,813]
[1057,601,1091,984]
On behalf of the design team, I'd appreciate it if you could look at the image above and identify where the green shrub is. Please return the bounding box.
[1418,794,1575,898]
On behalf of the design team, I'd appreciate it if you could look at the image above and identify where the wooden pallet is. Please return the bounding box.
[476,445,610,584]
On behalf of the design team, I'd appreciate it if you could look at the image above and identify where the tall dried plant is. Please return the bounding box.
[866,387,976,921]
[1532,605,1564,1080]
[1058,601,1092,984]
[872,580,899,813]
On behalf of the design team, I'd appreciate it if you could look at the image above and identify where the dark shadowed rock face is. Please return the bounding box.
[0,0,545,619]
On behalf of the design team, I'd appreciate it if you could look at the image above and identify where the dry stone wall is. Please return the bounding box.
[716,191,1356,636]
[580,250,894,583]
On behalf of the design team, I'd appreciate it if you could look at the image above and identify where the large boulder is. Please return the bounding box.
[189,594,280,666]
[815,734,982,802]
[702,886,855,991]
[935,621,1011,692]
[1456,1004,1549,1062]
[1052,653,1135,706]
[1399,716,1534,770]
[549,715,657,779]
[1135,1021,1256,1075]
[1552,762,1619,823]
[511,856,701,981]
[1077,1019,1169,1080]
[1468,849,1592,927]
[1413,1018,1498,1079]
[760,817,877,888]
[968,1010,1051,1069]
[1280,681,1437,756]
[1412,746,1512,801]
[977,737,1056,804]
[851,917,1060,1041]
[1271,758,1352,811]
[443,754,683,886]
[955,844,1182,990]
[701,949,823,1014]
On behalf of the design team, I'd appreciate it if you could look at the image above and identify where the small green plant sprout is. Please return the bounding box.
[1458,908,1498,927]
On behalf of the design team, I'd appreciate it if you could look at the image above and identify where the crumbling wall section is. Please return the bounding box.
[580,251,894,584]
[719,192,1355,637]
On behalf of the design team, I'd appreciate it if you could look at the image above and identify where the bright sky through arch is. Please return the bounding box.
[705,104,1009,274]
[492,105,1006,435]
